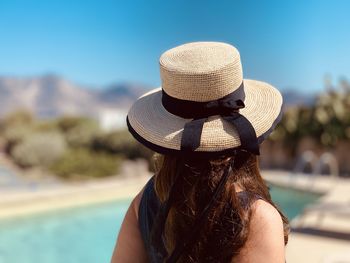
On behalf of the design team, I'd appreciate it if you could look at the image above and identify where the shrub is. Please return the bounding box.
[33,119,61,133]
[2,124,35,154]
[50,148,121,179]
[0,111,36,153]
[54,116,100,147]
[92,130,153,160]
[1,110,34,128]
[65,123,100,147]
[55,116,98,132]
[11,132,67,167]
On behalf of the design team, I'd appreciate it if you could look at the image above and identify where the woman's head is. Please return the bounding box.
[152,151,289,262]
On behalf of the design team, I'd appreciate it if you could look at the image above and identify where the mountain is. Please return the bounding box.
[0,75,315,119]
[98,83,149,108]
[0,75,150,119]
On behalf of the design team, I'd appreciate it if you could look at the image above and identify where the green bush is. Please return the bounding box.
[0,111,36,153]
[65,123,100,147]
[53,116,100,147]
[1,110,34,129]
[55,116,98,132]
[2,124,34,153]
[92,130,153,160]
[11,132,67,167]
[33,119,62,133]
[270,81,350,151]
[50,148,121,179]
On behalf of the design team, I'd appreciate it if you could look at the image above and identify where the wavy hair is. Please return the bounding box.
[151,151,289,262]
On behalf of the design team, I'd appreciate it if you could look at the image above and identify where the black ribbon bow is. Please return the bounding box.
[162,83,260,155]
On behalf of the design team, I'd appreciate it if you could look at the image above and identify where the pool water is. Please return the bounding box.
[269,184,322,219]
[0,200,130,263]
[0,186,320,263]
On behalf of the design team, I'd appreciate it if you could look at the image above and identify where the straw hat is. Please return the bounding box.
[127,42,283,157]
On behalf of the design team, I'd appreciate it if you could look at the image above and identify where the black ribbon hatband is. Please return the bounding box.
[161,83,260,155]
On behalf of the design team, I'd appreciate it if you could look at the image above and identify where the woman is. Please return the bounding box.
[111,42,289,262]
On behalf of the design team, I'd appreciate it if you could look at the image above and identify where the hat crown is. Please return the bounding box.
[159,42,243,102]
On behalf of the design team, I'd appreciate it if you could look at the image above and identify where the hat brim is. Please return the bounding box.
[127,79,283,156]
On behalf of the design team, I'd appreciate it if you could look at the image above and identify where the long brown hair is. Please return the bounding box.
[151,151,289,262]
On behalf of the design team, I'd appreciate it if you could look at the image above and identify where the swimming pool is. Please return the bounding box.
[269,183,322,219]
[0,200,130,263]
[0,185,320,263]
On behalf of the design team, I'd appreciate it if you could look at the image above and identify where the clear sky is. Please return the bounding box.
[0,0,349,93]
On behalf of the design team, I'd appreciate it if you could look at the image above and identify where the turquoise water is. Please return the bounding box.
[0,186,320,263]
[0,200,130,263]
[269,184,322,219]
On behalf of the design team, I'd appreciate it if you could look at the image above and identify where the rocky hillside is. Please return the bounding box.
[0,75,313,119]
[0,75,149,118]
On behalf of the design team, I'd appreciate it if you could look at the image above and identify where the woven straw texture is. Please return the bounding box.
[127,42,283,152]
[160,42,243,102]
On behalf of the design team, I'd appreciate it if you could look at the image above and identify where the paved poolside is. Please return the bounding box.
[0,175,150,219]
[264,171,350,263]
[287,233,350,263]
[0,160,151,219]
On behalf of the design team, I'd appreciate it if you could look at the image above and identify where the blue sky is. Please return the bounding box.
[0,0,349,93]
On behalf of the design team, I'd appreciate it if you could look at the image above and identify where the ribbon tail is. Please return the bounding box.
[180,118,206,151]
[223,114,260,155]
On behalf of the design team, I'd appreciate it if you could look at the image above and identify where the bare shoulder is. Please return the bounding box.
[110,185,148,263]
[251,199,284,229]
[235,199,285,263]
[249,199,284,244]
